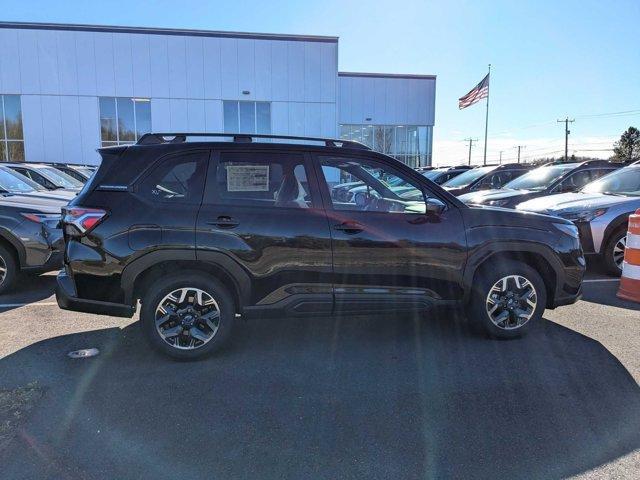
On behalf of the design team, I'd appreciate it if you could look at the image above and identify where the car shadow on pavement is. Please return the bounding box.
[581,280,640,311]
[0,273,57,312]
[0,310,638,480]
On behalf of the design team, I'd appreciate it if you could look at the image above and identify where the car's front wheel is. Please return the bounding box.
[140,273,234,359]
[467,260,547,339]
[603,227,627,276]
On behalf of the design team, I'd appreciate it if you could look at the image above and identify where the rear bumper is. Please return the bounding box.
[56,271,135,318]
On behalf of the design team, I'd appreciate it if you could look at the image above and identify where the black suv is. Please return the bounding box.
[56,133,585,359]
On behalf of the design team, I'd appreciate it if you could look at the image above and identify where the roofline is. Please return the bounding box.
[339,71,436,80]
[0,21,339,43]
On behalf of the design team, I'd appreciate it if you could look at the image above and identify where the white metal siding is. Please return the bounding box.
[0,25,433,164]
[338,75,436,126]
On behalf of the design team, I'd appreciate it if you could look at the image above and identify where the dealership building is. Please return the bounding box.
[0,22,435,167]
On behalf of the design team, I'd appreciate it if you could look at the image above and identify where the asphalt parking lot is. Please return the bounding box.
[0,264,638,480]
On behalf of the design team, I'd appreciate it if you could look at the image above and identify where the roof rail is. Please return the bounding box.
[136,132,371,150]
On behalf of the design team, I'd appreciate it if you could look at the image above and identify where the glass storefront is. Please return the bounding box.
[339,124,432,168]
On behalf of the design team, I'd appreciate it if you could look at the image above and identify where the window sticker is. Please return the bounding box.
[226,165,270,192]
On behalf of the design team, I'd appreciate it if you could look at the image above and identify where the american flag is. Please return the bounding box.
[458,73,490,109]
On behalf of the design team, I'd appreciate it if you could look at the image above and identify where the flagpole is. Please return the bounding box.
[483,64,491,166]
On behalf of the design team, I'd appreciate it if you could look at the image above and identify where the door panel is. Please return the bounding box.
[196,150,333,314]
[316,154,467,312]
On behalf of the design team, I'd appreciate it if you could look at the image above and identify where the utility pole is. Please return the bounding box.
[557,117,575,162]
[464,138,478,165]
[514,145,525,163]
[499,151,503,164]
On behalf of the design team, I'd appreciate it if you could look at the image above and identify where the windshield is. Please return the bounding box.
[582,166,640,196]
[0,168,40,193]
[442,166,496,188]
[39,167,84,188]
[504,164,577,191]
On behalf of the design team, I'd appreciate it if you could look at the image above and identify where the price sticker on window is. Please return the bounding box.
[226,165,269,192]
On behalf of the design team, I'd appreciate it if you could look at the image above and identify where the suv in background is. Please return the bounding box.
[5,163,84,192]
[422,165,473,185]
[442,163,533,196]
[57,133,585,359]
[517,163,640,275]
[459,160,621,208]
[0,194,65,293]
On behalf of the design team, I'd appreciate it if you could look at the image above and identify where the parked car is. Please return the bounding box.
[516,163,640,275]
[5,163,84,192]
[0,194,65,293]
[442,163,533,196]
[0,166,76,202]
[458,160,620,208]
[52,164,95,183]
[422,165,474,185]
[56,133,584,359]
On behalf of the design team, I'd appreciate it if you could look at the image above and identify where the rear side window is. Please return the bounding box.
[137,151,208,204]
[210,152,311,208]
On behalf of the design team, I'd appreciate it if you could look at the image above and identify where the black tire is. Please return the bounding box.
[602,227,627,277]
[0,244,18,295]
[140,272,234,360]
[466,260,547,339]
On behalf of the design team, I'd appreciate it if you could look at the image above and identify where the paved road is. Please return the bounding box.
[0,269,638,480]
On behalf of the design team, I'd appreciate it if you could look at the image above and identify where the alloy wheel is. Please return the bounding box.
[0,255,6,286]
[613,235,627,271]
[154,287,221,350]
[485,275,537,330]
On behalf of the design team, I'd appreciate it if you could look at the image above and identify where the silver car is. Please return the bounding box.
[516,163,640,275]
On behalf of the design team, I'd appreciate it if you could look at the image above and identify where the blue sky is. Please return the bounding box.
[2,0,639,165]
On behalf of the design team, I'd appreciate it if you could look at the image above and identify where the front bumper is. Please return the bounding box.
[56,271,135,318]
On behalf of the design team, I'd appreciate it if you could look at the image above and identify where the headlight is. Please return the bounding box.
[553,222,579,239]
[558,208,608,222]
[486,199,510,207]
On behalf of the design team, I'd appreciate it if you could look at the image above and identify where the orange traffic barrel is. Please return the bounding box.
[617,208,640,302]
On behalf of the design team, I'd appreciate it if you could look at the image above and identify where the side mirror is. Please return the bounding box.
[425,197,446,216]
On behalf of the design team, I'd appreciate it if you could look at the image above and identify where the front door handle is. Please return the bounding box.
[207,216,239,229]
[334,221,363,234]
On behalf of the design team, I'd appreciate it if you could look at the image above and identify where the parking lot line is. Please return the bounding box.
[582,278,620,283]
[0,301,59,308]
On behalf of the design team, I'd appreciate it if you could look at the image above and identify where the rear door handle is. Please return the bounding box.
[207,216,239,229]
[334,221,363,234]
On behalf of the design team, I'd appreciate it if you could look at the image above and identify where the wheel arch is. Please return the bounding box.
[0,228,24,268]
[121,250,251,313]
[464,244,559,308]
[602,213,630,251]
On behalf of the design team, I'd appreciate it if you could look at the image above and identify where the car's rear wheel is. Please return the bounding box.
[467,260,547,339]
[603,227,627,276]
[0,244,18,295]
[140,273,234,359]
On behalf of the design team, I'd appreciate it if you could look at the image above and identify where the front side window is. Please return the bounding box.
[0,95,24,162]
[99,97,151,147]
[223,101,271,135]
[582,166,640,196]
[137,152,207,204]
[212,152,310,208]
[319,156,426,214]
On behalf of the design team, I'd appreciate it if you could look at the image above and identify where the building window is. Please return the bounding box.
[223,101,271,135]
[99,97,151,147]
[339,124,433,168]
[0,95,24,162]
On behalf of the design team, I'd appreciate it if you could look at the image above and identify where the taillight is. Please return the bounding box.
[20,213,62,228]
[62,207,107,236]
